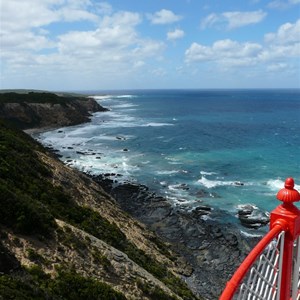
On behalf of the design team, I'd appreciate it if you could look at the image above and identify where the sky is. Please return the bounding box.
[0,0,300,91]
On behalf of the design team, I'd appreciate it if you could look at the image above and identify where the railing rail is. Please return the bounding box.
[220,178,300,300]
[292,236,300,300]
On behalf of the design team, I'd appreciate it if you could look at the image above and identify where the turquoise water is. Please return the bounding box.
[37,89,300,218]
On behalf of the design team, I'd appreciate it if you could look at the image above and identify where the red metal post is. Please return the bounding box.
[270,178,300,300]
[219,178,300,300]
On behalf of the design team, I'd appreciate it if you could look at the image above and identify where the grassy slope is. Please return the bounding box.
[0,119,126,299]
[0,119,198,300]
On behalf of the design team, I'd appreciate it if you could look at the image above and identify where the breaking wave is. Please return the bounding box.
[198,177,245,189]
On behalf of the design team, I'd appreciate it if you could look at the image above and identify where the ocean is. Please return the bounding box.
[36,89,300,226]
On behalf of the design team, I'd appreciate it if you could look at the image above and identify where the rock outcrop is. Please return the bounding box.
[237,204,270,229]
[92,175,261,299]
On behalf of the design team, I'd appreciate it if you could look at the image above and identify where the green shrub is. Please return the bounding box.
[0,183,55,236]
[48,269,127,300]
[0,275,46,300]
[26,249,45,264]
[58,228,88,252]
[0,267,127,300]
[0,119,55,236]
[136,279,178,300]
[91,250,112,271]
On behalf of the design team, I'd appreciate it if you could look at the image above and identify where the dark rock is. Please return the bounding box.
[76,151,85,155]
[195,189,221,199]
[191,206,212,218]
[225,233,238,247]
[89,174,261,299]
[238,205,270,228]
[172,183,190,190]
[195,189,210,198]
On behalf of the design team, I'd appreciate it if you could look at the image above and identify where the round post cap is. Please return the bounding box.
[276,177,300,203]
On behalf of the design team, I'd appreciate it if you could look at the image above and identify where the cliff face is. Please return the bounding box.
[0,92,108,129]
[0,119,198,300]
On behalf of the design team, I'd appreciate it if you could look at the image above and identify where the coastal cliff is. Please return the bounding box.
[0,91,108,129]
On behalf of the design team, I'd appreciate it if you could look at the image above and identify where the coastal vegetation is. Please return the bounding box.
[0,266,127,300]
[0,91,91,105]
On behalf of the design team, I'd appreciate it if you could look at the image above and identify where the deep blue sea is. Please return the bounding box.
[37,89,300,226]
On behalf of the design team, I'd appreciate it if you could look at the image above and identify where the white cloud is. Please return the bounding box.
[185,43,213,62]
[56,11,165,64]
[151,68,166,77]
[186,19,300,74]
[265,19,300,44]
[268,0,300,9]
[58,7,99,22]
[2,31,54,51]
[185,39,262,66]
[167,29,185,40]
[1,1,58,32]
[223,10,267,30]
[133,61,145,68]
[267,63,288,71]
[100,11,141,28]
[148,9,182,25]
[201,10,267,30]
[0,0,99,53]
[262,20,300,63]
[132,40,165,57]
[0,1,166,89]
[1,0,99,32]
[200,13,220,29]
[95,2,113,15]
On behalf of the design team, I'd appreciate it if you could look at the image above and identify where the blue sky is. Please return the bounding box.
[1,0,299,90]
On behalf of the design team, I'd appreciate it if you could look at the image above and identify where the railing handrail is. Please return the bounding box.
[219,178,300,300]
[219,225,283,299]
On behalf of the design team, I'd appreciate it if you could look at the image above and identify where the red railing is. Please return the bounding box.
[220,178,300,300]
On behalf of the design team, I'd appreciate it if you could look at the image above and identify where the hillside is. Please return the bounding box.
[0,92,108,129]
[0,118,199,299]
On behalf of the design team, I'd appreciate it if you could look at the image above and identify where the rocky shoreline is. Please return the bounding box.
[30,124,270,298]
[90,173,263,299]
[5,91,270,298]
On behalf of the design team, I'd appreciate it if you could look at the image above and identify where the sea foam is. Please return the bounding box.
[198,177,239,189]
[267,179,300,192]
